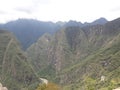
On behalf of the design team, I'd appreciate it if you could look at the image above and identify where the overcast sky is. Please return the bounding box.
[0,0,120,23]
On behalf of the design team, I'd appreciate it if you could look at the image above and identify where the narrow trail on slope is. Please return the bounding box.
[1,39,13,80]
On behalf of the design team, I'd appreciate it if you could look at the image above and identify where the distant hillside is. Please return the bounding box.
[0,18,107,50]
[0,30,39,90]
[84,17,108,26]
[0,19,62,50]
[27,18,120,90]
[65,17,108,27]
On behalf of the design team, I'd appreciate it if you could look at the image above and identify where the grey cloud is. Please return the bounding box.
[15,7,33,14]
[32,0,51,5]
[0,11,6,14]
[111,7,120,12]
[14,0,51,14]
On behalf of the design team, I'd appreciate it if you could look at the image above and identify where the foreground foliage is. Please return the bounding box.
[36,82,61,90]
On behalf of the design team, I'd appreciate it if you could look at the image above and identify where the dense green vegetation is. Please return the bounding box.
[27,18,120,90]
[0,30,39,90]
[0,18,119,90]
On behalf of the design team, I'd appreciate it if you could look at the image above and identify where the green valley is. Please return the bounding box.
[0,17,120,90]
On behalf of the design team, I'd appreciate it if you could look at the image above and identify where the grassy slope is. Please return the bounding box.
[61,33,120,90]
[0,30,39,90]
[26,33,57,81]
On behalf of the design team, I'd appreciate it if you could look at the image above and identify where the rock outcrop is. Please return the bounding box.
[0,83,8,90]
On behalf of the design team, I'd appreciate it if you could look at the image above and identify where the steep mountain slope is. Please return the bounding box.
[27,27,89,77]
[0,30,39,90]
[0,19,61,50]
[60,33,120,90]
[27,33,52,70]
[27,33,56,81]
[27,18,120,90]
[58,18,120,89]
[27,24,110,74]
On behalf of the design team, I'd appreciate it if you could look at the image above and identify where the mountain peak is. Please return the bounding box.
[92,17,108,25]
[65,20,82,27]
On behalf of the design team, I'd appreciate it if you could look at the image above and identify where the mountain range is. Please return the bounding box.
[0,19,62,50]
[0,18,107,50]
[27,18,120,90]
[0,17,120,90]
